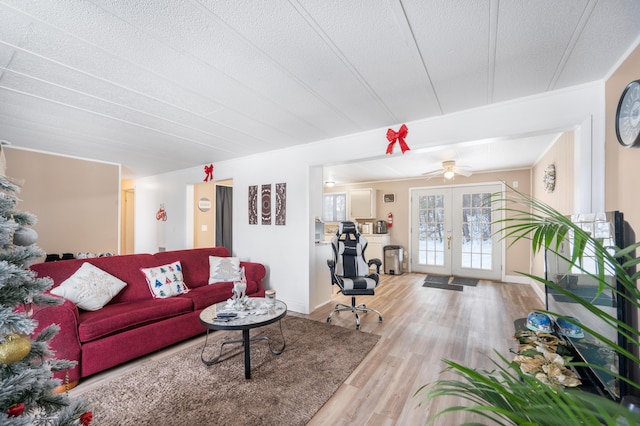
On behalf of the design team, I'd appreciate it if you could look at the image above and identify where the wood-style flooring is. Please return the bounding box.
[69,273,543,425]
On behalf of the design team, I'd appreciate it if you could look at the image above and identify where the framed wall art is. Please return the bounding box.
[248,185,258,225]
[275,182,286,225]
[261,184,271,225]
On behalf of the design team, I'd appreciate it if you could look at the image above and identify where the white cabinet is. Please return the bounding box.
[363,234,390,273]
[349,188,377,219]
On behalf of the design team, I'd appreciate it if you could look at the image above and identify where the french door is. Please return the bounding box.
[410,184,503,280]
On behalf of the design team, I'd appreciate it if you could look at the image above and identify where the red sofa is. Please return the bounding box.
[29,247,266,385]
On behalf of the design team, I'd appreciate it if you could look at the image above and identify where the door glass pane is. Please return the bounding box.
[460,192,492,270]
[418,194,445,266]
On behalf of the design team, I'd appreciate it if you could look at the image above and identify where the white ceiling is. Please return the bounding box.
[1,1,639,181]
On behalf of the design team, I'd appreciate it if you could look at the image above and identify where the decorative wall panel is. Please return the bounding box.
[261,184,271,225]
[248,185,258,225]
[275,183,286,225]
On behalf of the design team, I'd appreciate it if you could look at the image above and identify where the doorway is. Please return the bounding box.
[193,180,233,252]
[120,188,135,254]
[410,183,503,280]
[215,184,233,254]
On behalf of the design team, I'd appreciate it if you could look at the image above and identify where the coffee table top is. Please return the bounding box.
[200,297,287,331]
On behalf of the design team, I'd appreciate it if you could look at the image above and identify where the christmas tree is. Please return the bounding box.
[0,175,91,425]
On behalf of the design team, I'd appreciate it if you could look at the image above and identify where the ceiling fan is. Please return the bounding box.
[422,160,473,180]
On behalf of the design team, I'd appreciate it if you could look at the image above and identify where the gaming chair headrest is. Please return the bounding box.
[337,221,358,236]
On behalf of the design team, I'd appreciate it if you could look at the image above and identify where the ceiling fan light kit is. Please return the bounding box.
[443,161,456,180]
[422,160,472,180]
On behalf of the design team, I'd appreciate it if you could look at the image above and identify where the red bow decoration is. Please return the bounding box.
[385,124,410,154]
[203,164,214,182]
[156,208,167,222]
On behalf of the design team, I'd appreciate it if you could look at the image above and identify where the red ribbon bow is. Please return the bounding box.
[203,164,214,182]
[385,124,410,154]
[156,208,167,222]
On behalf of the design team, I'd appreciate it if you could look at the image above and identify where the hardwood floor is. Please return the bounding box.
[304,273,542,425]
[69,273,542,425]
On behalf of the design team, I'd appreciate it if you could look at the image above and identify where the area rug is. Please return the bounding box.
[78,316,380,426]
[422,281,463,291]
[450,277,479,286]
[424,274,450,285]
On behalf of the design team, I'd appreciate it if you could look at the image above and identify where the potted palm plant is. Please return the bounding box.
[416,188,640,425]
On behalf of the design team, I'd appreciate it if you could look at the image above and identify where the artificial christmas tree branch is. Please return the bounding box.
[0,175,91,425]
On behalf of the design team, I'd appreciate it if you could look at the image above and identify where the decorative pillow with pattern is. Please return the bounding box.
[208,256,241,284]
[50,262,127,311]
[141,261,189,299]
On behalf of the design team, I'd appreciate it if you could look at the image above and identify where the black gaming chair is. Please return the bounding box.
[326,221,383,330]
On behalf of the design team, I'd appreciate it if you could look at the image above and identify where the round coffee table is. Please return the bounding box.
[199,297,287,379]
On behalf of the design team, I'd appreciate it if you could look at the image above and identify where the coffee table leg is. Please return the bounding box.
[201,329,244,366]
[243,328,251,379]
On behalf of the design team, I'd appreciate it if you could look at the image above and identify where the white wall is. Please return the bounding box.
[132,82,606,314]
[134,168,196,253]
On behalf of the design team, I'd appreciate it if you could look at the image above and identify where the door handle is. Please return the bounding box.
[447,235,452,249]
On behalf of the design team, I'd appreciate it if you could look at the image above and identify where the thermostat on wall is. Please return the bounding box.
[383,193,395,203]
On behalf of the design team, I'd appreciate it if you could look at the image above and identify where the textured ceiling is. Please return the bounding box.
[1,1,639,181]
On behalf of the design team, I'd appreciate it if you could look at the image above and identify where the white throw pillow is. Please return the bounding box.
[50,263,127,311]
[208,256,241,284]
[141,261,189,299]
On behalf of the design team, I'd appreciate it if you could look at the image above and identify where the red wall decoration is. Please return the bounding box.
[385,124,410,154]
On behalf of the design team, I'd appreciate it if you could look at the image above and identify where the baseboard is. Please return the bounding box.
[504,274,530,284]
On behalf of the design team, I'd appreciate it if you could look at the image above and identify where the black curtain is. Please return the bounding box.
[215,186,233,254]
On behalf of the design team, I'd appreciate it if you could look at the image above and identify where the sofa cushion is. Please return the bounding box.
[31,254,159,304]
[178,279,259,311]
[50,263,127,311]
[179,282,234,310]
[208,256,241,284]
[154,247,230,289]
[140,261,189,298]
[77,298,193,342]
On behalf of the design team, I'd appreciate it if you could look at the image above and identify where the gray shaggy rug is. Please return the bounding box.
[78,316,380,425]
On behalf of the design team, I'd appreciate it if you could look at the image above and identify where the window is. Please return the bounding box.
[323,193,347,222]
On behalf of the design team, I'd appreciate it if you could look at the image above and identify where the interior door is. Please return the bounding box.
[411,184,503,280]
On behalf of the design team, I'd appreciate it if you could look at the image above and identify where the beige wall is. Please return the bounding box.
[606,43,640,238]
[326,168,532,279]
[4,147,119,256]
[530,131,575,289]
[194,181,215,248]
[121,179,135,255]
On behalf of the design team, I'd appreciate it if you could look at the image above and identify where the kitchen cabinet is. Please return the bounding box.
[363,234,390,273]
[349,188,376,219]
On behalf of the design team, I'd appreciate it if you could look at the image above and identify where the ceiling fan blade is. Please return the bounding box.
[454,167,473,177]
[421,169,443,177]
